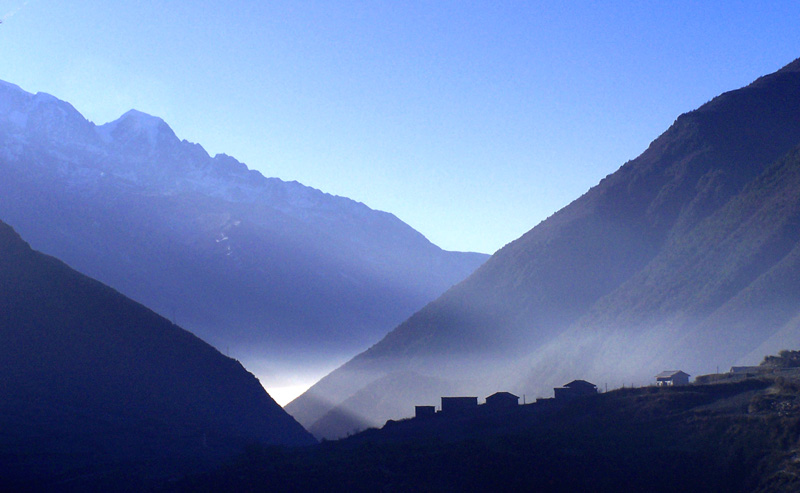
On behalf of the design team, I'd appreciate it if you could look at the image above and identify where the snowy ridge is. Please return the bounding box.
[97,109,176,147]
[0,77,489,400]
[0,78,439,248]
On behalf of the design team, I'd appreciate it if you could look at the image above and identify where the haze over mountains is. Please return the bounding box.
[0,81,487,398]
[0,220,314,488]
[289,58,800,439]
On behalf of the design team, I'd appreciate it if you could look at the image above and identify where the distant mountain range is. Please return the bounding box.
[0,81,487,394]
[0,220,314,489]
[288,58,800,439]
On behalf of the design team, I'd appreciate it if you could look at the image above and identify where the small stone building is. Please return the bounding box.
[415,405,436,418]
[485,391,519,409]
[655,370,690,386]
[729,366,768,377]
[441,396,478,415]
[554,380,598,401]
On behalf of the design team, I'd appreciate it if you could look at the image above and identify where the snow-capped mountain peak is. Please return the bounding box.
[0,76,489,407]
[98,108,177,147]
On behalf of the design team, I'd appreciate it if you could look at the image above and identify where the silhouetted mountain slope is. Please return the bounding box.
[0,221,314,490]
[291,58,800,438]
[0,81,487,392]
[513,142,800,389]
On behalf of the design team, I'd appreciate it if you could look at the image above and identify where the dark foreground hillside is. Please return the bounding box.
[0,221,315,492]
[179,376,800,492]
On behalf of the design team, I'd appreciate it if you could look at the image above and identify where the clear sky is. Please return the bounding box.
[2,1,800,254]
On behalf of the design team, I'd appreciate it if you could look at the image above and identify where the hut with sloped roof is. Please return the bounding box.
[655,370,690,386]
[554,380,597,401]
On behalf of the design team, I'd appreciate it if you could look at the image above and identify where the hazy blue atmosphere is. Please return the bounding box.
[8,2,800,490]
[3,1,799,254]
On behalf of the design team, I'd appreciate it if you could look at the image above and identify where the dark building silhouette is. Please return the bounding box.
[441,397,478,415]
[485,391,519,409]
[554,380,597,401]
[655,370,690,386]
[415,405,435,418]
[728,366,769,378]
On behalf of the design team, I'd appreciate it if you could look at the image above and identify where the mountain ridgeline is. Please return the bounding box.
[0,220,314,489]
[289,58,800,439]
[0,81,487,390]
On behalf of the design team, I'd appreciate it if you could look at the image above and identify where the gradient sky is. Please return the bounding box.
[1,1,800,254]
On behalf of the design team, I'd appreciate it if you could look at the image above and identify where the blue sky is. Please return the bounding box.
[2,1,800,254]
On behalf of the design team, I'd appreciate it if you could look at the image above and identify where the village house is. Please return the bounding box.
[554,380,597,401]
[729,366,769,377]
[415,405,435,419]
[485,391,519,409]
[655,370,690,386]
[441,396,478,415]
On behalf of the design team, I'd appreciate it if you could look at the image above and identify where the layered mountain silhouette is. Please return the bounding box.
[0,81,487,392]
[0,220,314,489]
[289,58,800,439]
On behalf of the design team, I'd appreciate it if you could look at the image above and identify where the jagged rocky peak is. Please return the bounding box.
[212,152,260,179]
[213,152,248,172]
[0,82,93,144]
[0,79,23,92]
[98,108,179,150]
[0,80,30,112]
